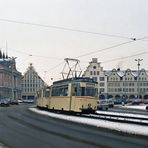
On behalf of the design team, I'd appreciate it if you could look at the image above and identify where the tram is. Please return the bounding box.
[37,77,98,113]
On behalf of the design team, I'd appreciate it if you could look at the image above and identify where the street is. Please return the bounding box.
[0,104,148,148]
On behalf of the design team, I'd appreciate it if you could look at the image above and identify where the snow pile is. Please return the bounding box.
[96,110,148,119]
[122,105,147,110]
[30,108,148,136]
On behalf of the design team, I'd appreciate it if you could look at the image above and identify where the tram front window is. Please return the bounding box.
[85,87,96,97]
[72,86,96,97]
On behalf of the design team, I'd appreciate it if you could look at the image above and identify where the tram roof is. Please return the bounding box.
[53,77,98,85]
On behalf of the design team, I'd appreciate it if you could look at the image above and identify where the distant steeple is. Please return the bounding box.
[0,49,2,59]
[2,52,5,59]
[5,52,8,59]
[5,41,8,59]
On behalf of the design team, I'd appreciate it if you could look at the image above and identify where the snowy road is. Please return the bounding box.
[0,104,148,148]
[30,107,148,136]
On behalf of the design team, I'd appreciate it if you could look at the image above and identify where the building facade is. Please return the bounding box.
[0,50,22,100]
[83,58,148,100]
[83,58,108,99]
[21,63,46,102]
[107,68,148,100]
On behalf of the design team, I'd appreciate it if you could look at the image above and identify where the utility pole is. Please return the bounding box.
[135,59,143,99]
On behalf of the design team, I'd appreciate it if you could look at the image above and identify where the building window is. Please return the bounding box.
[100,77,104,81]
[100,82,104,87]
[100,88,104,92]
[93,66,96,69]
[94,71,96,75]
[97,71,99,75]
[92,77,97,82]
[90,71,93,75]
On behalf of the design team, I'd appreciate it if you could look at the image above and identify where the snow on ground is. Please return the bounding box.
[96,110,148,119]
[121,104,147,110]
[29,108,148,136]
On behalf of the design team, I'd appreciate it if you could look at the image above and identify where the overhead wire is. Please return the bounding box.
[0,18,130,39]
[76,40,135,58]
[1,18,147,60]
[1,18,148,74]
[1,47,62,60]
[76,36,148,58]
[47,61,65,72]
[102,51,148,63]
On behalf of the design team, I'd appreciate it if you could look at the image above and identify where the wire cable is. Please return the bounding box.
[0,18,131,39]
[76,36,148,58]
[2,47,62,60]
[102,51,148,63]
[76,40,135,58]
[47,61,65,72]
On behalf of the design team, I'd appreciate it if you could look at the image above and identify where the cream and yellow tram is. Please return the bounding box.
[37,77,98,113]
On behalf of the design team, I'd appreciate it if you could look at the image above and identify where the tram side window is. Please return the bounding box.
[45,89,50,97]
[51,85,68,96]
[72,83,81,96]
[73,87,78,96]
[59,87,68,96]
[81,87,85,96]
[72,87,81,96]
[37,90,41,98]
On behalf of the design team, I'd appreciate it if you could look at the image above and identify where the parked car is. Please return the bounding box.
[10,99,19,105]
[107,98,114,108]
[131,99,143,105]
[97,99,109,110]
[23,99,34,103]
[146,106,148,111]
[18,99,23,103]
[0,99,10,107]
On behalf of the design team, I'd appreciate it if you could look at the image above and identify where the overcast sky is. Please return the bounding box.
[0,0,148,84]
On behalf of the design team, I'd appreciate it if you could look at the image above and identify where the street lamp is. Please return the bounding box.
[135,59,143,99]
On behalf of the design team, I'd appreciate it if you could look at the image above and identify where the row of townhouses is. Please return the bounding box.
[0,50,147,101]
[83,58,148,100]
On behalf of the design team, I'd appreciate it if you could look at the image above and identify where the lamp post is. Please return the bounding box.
[135,59,143,99]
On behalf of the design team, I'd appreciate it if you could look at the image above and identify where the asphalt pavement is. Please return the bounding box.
[0,104,148,148]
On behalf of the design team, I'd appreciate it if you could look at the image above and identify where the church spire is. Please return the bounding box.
[2,51,5,59]
[0,49,2,59]
[5,52,8,59]
[5,41,8,59]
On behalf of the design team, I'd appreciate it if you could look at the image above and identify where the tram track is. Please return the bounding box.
[81,112,148,126]
[33,107,148,127]
[33,106,148,126]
